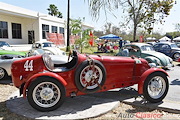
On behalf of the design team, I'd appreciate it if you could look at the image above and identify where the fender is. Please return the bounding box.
[138,68,168,94]
[23,72,67,98]
[145,56,159,63]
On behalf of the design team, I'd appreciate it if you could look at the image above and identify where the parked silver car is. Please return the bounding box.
[0,55,23,80]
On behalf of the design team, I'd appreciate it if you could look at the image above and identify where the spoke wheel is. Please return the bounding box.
[80,65,103,90]
[27,77,65,111]
[143,72,168,103]
[75,60,106,93]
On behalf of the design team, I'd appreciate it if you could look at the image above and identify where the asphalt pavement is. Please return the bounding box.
[1,45,180,119]
[4,65,180,119]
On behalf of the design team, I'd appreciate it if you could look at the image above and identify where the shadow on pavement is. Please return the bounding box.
[6,87,142,119]
[170,79,180,85]
[0,77,12,84]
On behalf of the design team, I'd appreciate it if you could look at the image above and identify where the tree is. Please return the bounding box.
[104,22,112,34]
[70,18,82,35]
[87,0,174,41]
[93,30,104,37]
[75,29,91,53]
[47,4,63,18]
[166,31,180,39]
[70,18,92,53]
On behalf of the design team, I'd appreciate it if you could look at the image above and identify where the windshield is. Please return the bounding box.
[170,44,178,48]
[141,45,155,51]
[42,43,54,47]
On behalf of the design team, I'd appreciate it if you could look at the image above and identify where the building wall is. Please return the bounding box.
[39,16,66,40]
[0,2,94,45]
[0,13,38,44]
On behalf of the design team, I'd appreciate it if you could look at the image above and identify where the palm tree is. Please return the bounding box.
[47,4,63,18]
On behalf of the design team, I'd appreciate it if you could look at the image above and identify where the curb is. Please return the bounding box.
[123,98,180,114]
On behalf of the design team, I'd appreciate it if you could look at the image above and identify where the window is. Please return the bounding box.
[12,23,22,39]
[59,27,64,34]
[52,26,57,33]
[0,21,8,38]
[162,44,170,49]
[42,24,49,39]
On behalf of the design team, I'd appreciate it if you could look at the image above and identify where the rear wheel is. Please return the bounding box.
[173,53,180,60]
[143,72,168,103]
[0,67,8,80]
[27,77,65,111]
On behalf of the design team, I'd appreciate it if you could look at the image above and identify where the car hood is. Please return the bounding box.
[172,48,180,51]
[42,47,66,55]
[0,49,26,56]
[141,51,172,66]
[0,46,15,51]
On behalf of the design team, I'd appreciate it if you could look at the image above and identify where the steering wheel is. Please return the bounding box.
[68,50,73,62]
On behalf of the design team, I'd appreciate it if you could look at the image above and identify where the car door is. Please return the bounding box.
[153,44,161,52]
[160,44,171,56]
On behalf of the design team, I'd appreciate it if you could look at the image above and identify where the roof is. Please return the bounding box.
[0,2,94,29]
[0,2,38,19]
[154,42,175,45]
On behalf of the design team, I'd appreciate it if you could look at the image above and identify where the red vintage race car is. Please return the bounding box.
[11,51,169,112]
[176,57,180,62]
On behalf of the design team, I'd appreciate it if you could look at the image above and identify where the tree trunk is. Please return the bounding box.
[133,24,137,42]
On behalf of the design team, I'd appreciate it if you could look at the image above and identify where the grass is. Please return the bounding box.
[60,46,119,56]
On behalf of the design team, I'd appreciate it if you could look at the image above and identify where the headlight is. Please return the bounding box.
[42,53,54,70]
[155,59,161,66]
[169,57,173,63]
[149,63,157,68]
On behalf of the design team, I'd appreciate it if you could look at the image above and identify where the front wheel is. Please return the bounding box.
[143,72,169,103]
[0,67,7,80]
[27,77,65,112]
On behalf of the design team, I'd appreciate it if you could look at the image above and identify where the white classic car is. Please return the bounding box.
[28,41,66,56]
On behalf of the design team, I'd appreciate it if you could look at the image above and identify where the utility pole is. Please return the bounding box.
[66,0,70,52]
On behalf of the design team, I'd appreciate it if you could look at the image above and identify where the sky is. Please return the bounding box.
[0,0,180,34]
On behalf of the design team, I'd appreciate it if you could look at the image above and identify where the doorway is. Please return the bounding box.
[28,31,35,44]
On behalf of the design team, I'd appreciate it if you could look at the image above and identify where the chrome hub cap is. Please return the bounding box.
[40,88,54,100]
[174,53,180,59]
[148,76,166,99]
[80,65,103,89]
[33,82,61,108]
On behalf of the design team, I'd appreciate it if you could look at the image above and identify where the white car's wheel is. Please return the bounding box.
[0,67,7,80]
[27,77,65,111]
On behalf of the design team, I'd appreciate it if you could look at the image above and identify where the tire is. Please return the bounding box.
[173,53,180,60]
[0,67,8,80]
[75,60,106,93]
[143,72,169,103]
[27,77,65,112]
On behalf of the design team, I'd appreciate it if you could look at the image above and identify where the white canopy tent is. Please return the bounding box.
[159,36,171,42]
[173,36,180,42]
[146,37,156,41]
